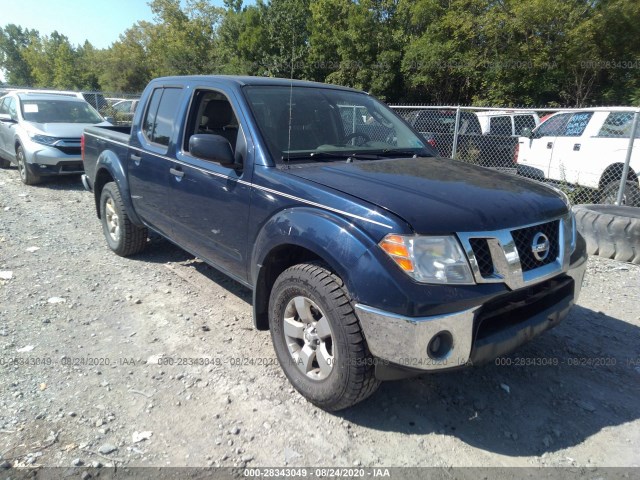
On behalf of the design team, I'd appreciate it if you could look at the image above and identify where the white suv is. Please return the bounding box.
[516,108,640,205]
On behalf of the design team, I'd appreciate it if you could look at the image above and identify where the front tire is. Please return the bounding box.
[100,182,148,256]
[16,146,41,185]
[269,262,380,411]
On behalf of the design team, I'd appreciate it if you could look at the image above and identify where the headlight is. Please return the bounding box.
[29,133,58,146]
[379,234,474,284]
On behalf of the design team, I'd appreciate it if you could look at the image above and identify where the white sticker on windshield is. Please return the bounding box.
[24,104,39,113]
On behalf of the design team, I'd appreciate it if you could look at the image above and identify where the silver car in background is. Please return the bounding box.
[0,93,111,185]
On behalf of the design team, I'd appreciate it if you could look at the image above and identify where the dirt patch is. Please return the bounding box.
[0,168,639,469]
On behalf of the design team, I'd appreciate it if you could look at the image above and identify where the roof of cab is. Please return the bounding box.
[11,92,87,102]
[151,75,364,93]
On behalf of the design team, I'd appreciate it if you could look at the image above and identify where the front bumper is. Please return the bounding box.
[23,141,83,175]
[355,248,587,378]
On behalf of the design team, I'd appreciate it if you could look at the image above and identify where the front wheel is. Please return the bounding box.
[269,262,380,411]
[16,146,41,185]
[100,182,148,256]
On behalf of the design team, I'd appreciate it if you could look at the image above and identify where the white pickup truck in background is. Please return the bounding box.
[516,107,640,205]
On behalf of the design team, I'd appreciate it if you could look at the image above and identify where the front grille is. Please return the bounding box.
[469,238,494,277]
[55,146,81,155]
[511,220,559,272]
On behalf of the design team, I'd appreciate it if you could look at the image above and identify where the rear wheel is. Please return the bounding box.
[100,182,148,256]
[269,262,380,411]
[16,146,41,185]
[0,156,10,168]
[601,180,640,207]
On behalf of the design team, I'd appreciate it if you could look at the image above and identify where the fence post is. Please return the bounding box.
[451,106,461,159]
[616,110,640,206]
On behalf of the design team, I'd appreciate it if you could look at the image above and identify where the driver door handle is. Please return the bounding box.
[546,142,553,149]
[170,167,184,178]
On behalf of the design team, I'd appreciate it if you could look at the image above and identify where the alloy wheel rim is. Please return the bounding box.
[105,197,120,241]
[283,296,334,381]
[17,150,26,181]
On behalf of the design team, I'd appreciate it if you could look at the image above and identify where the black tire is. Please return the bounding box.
[16,145,41,185]
[573,204,640,264]
[600,180,640,207]
[0,156,10,168]
[269,262,380,411]
[99,182,148,256]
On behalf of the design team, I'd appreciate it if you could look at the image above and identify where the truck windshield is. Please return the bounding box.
[244,85,431,163]
[21,99,104,124]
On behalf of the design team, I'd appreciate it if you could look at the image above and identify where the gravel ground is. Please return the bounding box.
[0,168,639,471]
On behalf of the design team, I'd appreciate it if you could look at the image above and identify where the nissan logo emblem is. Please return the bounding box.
[531,232,550,261]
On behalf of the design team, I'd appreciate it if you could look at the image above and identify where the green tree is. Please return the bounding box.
[99,23,154,92]
[0,24,37,86]
[308,0,406,100]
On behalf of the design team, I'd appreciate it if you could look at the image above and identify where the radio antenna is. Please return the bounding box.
[285,31,295,168]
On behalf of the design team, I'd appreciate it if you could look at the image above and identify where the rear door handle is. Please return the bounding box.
[573,143,581,151]
[131,153,142,165]
[546,142,553,149]
[170,167,184,179]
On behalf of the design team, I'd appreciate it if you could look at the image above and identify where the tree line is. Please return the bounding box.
[1,0,639,106]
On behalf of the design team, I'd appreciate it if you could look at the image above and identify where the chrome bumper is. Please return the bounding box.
[355,253,587,372]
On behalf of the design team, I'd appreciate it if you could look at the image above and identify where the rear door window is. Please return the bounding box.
[142,87,183,147]
[598,112,640,138]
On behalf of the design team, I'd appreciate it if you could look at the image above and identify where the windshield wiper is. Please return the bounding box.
[378,149,432,158]
[281,151,381,162]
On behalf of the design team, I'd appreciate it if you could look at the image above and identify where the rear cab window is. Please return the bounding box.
[514,115,537,136]
[488,116,512,136]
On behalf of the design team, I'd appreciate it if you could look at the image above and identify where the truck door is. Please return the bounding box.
[547,111,594,185]
[128,86,184,237]
[168,88,252,283]
[518,113,572,181]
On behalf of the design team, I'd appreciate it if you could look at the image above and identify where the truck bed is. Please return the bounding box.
[84,125,131,143]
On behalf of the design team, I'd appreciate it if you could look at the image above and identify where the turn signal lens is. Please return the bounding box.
[379,235,414,272]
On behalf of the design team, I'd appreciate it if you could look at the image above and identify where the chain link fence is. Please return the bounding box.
[392,106,640,207]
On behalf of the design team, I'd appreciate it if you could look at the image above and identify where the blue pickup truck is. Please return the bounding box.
[81,76,587,411]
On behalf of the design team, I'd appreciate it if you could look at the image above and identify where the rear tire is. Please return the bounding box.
[100,182,148,256]
[16,146,41,185]
[600,180,640,207]
[573,204,640,264]
[269,262,380,411]
[0,156,10,168]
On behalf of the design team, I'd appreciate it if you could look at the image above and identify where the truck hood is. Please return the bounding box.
[286,157,568,233]
[25,121,111,138]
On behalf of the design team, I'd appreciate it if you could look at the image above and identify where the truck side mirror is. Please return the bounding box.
[189,134,236,168]
[521,127,532,138]
[0,113,16,123]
